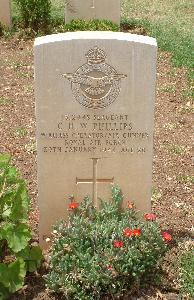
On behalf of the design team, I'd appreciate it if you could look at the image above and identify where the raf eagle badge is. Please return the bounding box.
[62,46,127,109]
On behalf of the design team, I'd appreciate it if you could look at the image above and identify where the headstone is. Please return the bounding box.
[65,0,120,24]
[0,0,11,27]
[34,31,157,247]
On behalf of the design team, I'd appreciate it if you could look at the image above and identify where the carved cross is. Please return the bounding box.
[90,0,95,9]
[76,158,114,208]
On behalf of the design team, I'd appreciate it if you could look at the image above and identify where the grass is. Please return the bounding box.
[0,97,13,105]
[163,123,177,130]
[122,0,193,75]
[10,0,194,76]
[25,142,36,154]
[181,88,193,99]
[11,0,67,24]
[177,175,194,185]
[151,187,162,203]
[12,61,24,69]
[16,71,31,78]
[180,248,194,298]
[160,85,176,93]
[51,0,66,23]
[15,127,28,137]
[163,142,187,155]
[179,105,194,114]
[24,85,34,92]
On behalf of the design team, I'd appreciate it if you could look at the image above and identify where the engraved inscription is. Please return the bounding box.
[62,47,127,109]
[40,113,150,155]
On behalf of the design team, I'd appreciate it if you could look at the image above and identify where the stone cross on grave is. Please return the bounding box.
[90,0,95,8]
[65,0,120,24]
[76,158,114,208]
[90,0,95,18]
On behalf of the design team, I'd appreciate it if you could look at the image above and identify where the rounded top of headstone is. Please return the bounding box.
[34,32,157,48]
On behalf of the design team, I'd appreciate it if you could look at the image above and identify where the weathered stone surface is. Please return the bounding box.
[34,32,157,247]
[0,0,11,27]
[65,0,120,24]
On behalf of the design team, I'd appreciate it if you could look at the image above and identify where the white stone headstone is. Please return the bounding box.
[34,31,157,247]
[65,0,120,24]
[0,0,11,27]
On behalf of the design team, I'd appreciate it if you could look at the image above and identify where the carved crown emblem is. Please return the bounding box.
[86,47,106,64]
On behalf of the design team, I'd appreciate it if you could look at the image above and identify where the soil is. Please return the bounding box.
[0,35,193,300]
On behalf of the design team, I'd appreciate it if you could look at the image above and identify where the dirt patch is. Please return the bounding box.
[0,36,193,299]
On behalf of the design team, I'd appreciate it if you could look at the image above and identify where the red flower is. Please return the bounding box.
[123,228,134,237]
[107,265,113,270]
[123,228,141,237]
[127,201,133,209]
[69,202,78,209]
[113,240,124,248]
[133,229,141,236]
[162,231,172,242]
[144,213,156,221]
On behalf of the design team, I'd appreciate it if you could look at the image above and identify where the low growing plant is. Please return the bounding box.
[0,154,43,299]
[0,22,3,37]
[13,0,51,32]
[180,247,194,299]
[46,186,171,299]
[64,19,120,32]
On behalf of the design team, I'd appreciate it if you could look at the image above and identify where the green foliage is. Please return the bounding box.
[0,154,43,299]
[122,0,193,75]
[64,19,120,32]
[121,20,192,81]
[50,0,66,26]
[15,127,28,137]
[0,22,3,37]
[144,21,193,71]
[46,186,168,300]
[11,2,119,36]
[0,97,13,106]
[17,245,43,273]
[13,0,51,32]
[0,259,26,294]
[0,223,31,253]
[177,175,194,185]
[121,18,143,31]
[180,248,194,298]
[121,17,193,71]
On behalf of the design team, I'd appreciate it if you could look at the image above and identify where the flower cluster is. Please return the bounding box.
[144,213,157,221]
[113,240,124,248]
[69,202,79,209]
[127,201,133,209]
[69,201,172,249]
[123,227,141,237]
[112,212,172,249]
[47,187,173,300]
[113,227,141,248]
[162,231,172,242]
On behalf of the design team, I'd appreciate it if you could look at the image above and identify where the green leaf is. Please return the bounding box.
[17,245,43,272]
[111,185,123,206]
[1,223,31,252]
[9,183,30,221]
[0,190,15,218]
[0,282,10,300]
[0,154,33,297]
[6,167,19,184]
[0,258,26,294]
[0,154,10,169]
